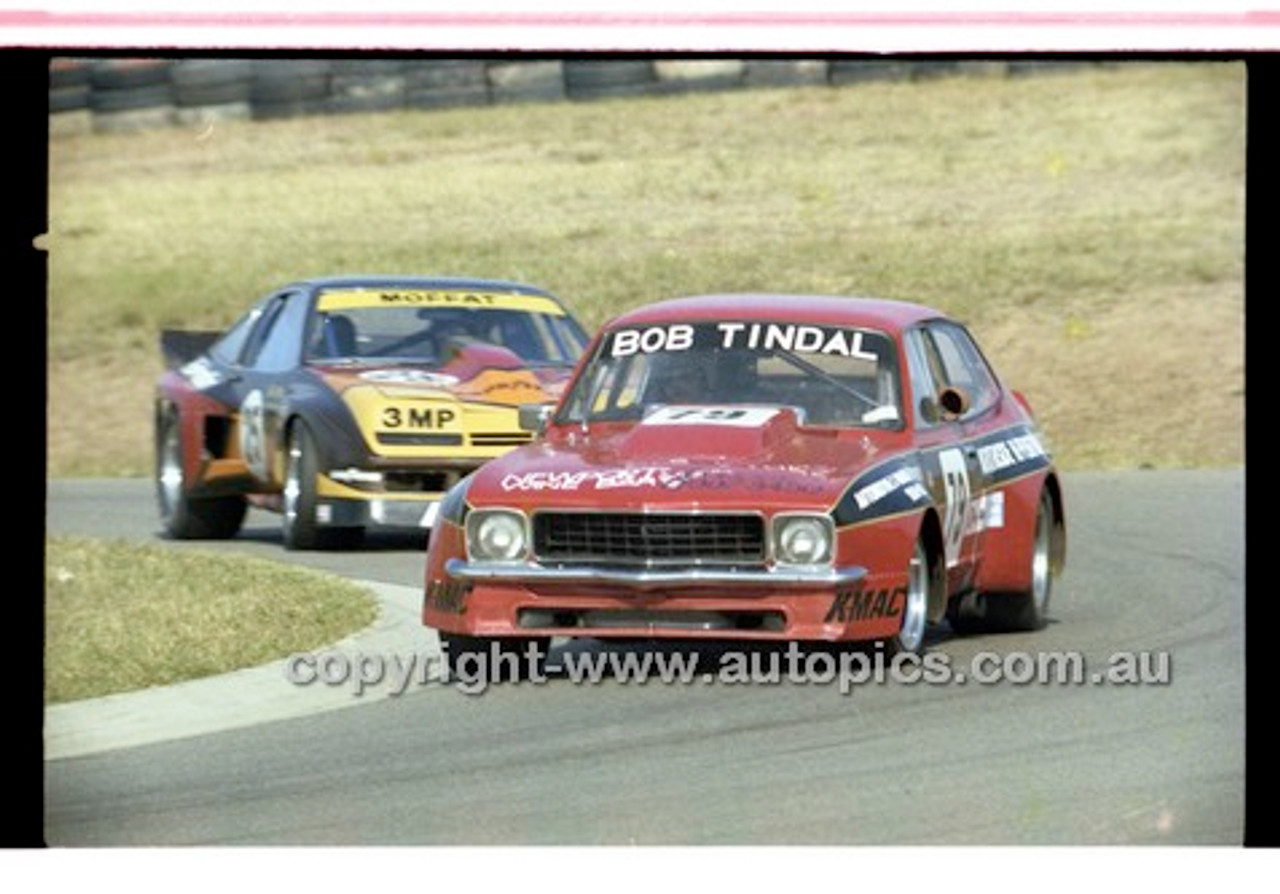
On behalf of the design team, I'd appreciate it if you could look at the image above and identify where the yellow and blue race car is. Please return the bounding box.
[155,275,589,549]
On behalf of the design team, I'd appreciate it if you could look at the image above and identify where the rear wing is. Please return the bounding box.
[160,329,222,369]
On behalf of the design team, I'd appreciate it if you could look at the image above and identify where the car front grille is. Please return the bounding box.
[533,512,766,566]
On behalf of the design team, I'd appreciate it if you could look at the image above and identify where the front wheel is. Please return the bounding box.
[887,538,936,655]
[281,421,322,550]
[155,410,246,540]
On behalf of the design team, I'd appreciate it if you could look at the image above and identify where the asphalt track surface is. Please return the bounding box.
[43,470,1246,846]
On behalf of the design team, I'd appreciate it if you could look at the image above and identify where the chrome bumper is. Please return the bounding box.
[444,558,866,591]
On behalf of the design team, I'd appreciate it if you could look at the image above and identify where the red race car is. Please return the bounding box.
[423,294,1066,671]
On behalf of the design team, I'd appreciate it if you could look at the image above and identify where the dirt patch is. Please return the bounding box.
[971,281,1244,469]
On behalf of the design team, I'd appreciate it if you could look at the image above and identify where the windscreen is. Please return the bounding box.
[558,320,903,429]
[306,289,588,366]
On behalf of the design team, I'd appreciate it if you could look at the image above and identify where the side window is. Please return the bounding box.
[248,290,310,372]
[238,292,293,368]
[208,304,264,365]
[904,328,944,429]
[923,321,1000,418]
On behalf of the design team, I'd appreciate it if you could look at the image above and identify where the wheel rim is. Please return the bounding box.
[1030,495,1053,614]
[899,544,930,653]
[158,421,184,515]
[283,433,303,530]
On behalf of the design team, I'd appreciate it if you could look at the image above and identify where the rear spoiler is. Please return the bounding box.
[160,329,222,369]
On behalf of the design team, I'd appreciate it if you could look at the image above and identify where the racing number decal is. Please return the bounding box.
[381,406,457,429]
[239,389,269,481]
[938,448,971,569]
[643,406,780,427]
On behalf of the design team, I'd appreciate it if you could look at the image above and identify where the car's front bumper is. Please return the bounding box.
[316,495,441,529]
[427,559,916,642]
[444,558,866,590]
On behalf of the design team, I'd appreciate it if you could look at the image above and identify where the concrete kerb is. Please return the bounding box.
[44,580,436,761]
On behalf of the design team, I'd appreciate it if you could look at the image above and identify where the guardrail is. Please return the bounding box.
[50,58,1094,135]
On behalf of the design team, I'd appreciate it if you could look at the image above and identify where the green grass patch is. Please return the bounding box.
[47,62,1244,473]
[44,536,379,704]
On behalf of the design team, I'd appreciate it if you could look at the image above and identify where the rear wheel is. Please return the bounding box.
[155,411,246,540]
[947,487,1056,633]
[986,488,1056,631]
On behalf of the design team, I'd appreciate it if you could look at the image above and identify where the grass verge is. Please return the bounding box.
[47,62,1244,474]
[44,536,379,704]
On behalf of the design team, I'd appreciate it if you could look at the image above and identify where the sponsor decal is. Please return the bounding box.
[359,369,460,387]
[499,465,829,494]
[971,490,1005,533]
[833,458,931,527]
[824,583,907,623]
[607,322,881,361]
[317,289,565,316]
[180,357,222,390]
[851,465,927,511]
[976,432,1047,476]
[717,322,878,360]
[452,369,548,404]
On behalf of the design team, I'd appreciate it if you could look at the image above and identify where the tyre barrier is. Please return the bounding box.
[87,58,176,133]
[49,57,1092,136]
[404,59,491,110]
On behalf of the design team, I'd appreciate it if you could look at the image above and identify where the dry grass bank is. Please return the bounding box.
[47,62,1245,474]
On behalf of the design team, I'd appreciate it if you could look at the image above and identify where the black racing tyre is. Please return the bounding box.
[89,58,171,90]
[404,59,490,109]
[487,61,565,105]
[281,420,323,550]
[250,60,331,101]
[404,59,488,90]
[250,60,331,120]
[742,60,830,88]
[171,59,253,107]
[828,61,911,86]
[50,58,93,112]
[49,84,91,113]
[50,58,93,89]
[945,590,986,635]
[563,60,655,100]
[90,83,173,113]
[438,632,550,684]
[326,59,406,114]
[155,411,246,540]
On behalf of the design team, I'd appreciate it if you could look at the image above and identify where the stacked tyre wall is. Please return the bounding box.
[50,57,1095,136]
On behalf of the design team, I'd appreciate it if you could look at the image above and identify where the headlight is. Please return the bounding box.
[773,515,834,566]
[466,510,530,562]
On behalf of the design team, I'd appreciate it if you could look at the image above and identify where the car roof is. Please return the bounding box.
[295,274,559,298]
[604,294,947,333]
